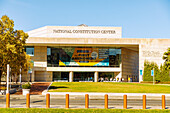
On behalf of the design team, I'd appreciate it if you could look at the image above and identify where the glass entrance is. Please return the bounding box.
[53,72,69,81]
[73,72,94,82]
[99,72,115,82]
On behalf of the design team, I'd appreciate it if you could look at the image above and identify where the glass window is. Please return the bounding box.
[47,47,59,67]
[47,48,51,55]
[26,46,34,56]
[47,46,121,67]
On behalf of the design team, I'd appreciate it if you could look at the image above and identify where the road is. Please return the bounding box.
[0,95,170,109]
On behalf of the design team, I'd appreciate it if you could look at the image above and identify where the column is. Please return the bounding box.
[139,44,143,82]
[94,71,98,82]
[31,69,35,82]
[120,63,123,81]
[69,71,73,82]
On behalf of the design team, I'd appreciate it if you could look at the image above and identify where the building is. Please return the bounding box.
[23,25,170,82]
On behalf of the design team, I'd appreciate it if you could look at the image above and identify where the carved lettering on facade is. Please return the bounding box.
[53,29,116,34]
[142,51,161,57]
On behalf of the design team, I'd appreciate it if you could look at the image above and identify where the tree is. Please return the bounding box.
[162,48,170,80]
[159,64,169,82]
[162,48,170,70]
[0,15,32,84]
[143,60,160,82]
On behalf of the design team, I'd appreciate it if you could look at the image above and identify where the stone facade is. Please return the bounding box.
[22,26,170,82]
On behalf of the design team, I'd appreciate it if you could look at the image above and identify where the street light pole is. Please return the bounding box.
[6,64,9,94]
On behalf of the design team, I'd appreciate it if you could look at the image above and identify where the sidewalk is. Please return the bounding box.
[0,105,167,109]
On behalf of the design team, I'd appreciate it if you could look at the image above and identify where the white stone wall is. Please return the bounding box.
[139,39,170,82]
[27,26,122,38]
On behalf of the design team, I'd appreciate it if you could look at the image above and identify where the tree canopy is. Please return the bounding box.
[163,48,170,70]
[0,15,32,82]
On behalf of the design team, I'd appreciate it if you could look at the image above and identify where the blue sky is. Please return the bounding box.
[0,0,170,38]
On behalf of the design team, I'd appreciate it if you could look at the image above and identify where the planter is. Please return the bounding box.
[22,89,30,95]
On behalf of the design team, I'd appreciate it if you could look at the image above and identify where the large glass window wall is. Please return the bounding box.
[47,46,121,67]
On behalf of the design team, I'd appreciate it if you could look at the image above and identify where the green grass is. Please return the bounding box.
[0,108,170,113]
[48,82,170,93]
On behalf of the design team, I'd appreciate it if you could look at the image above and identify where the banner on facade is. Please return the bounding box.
[58,48,121,67]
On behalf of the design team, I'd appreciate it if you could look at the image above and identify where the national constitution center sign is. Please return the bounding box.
[39,26,122,38]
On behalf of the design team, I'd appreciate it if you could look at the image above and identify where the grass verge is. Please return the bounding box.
[48,82,170,93]
[0,108,170,113]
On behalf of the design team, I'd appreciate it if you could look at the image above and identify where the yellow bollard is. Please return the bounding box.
[105,94,108,109]
[85,94,89,108]
[162,95,165,109]
[123,95,127,109]
[46,93,50,108]
[66,94,69,108]
[6,93,10,108]
[143,95,146,109]
[26,93,30,108]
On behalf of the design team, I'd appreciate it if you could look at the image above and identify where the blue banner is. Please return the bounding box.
[151,70,154,76]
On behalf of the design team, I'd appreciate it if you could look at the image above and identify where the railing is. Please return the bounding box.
[5,93,167,109]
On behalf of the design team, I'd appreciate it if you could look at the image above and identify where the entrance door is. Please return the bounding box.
[53,72,69,81]
[74,72,94,82]
[53,72,61,81]
[99,72,115,81]
[61,72,69,81]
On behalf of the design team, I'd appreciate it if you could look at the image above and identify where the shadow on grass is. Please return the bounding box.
[49,86,68,89]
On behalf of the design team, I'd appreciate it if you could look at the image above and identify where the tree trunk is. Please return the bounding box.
[15,74,17,84]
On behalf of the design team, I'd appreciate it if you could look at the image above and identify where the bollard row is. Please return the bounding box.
[46,93,50,108]
[143,95,146,109]
[85,94,89,108]
[5,93,166,109]
[66,94,69,108]
[105,94,108,109]
[6,93,10,108]
[162,95,165,109]
[26,93,30,108]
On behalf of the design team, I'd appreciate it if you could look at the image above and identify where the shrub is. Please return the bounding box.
[143,60,170,82]
[143,61,160,81]
[22,82,31,89]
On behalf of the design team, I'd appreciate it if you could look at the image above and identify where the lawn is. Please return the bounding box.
[48,82,170,93]
[0,108,170,113]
